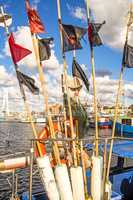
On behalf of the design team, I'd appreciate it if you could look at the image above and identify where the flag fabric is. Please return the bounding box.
[38,37,53,61]
[88,21,105,47]
[122,42,133,68]
[72,59,89,92]
[25,0,44,34]
[17,70,39,95]
[61,23,87,52]
[8,33,32,65]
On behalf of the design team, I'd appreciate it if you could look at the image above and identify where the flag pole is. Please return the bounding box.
[86,0,99,156]
[24,0,61,163]
[0,5,43,157]
[73,49,80,164]
[31,33,61,164]
[61,74,68,138]
[25,0,60,164]
[57,0,77,167]
[106,3,132,181]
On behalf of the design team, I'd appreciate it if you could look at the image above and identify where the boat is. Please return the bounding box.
[89,115,112,129]
[98,115,112,129]
[115,117,133,137]
[85,140,133,200]
[35,117,47,124]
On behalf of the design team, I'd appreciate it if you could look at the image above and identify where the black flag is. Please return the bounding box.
[61,23,87,52]
[38,37,53,61]
[17,71,39,95]
[72,59,89,92]
[122,42,133,68]
[88,21,105,47]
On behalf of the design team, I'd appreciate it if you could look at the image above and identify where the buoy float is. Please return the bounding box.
[70,166,85,200]
[0,156,30,171]
[55,164,73,200]
[91,156,103,200]
[37,155,60,200]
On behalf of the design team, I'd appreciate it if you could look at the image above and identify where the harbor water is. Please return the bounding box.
[0,122,115,199]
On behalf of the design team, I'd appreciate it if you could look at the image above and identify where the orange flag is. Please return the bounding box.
[25,0,45,34]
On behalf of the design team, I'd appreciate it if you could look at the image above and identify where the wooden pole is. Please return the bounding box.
[61,74,68,138]
[80,141,89,199]
[31,33,61,165]
[106,3,132,180]
[57,0,77,166]
[102,139,108,199]
[24,0,61,164]
[73,50,81,164]
[29,141,34,200]
[0,6,43,157]
[86,0,99,156]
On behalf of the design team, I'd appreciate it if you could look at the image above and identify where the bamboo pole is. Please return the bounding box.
[80,141,89,199]
[86,0,99,156]
[24,0,61,164]
[73,50,81,164]
[61,74,68,138]
[31,33,61,165]
[56,0,77,167]
[29,141,34,200]
[0,6,43,157]
[102,139,108,200]
[106,3,132,180]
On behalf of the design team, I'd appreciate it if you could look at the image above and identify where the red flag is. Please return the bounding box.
[25,0,45,34]
[8,33,32,64]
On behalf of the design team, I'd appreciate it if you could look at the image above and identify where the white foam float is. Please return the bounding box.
[70,166,85,200]
[37,155,60,200]
[55,164,73,200]
[91,156,103,200]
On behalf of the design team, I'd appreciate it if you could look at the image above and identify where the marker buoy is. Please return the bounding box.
[70,166,85,200]
[55,164,73,200]
[91,156,103,200]
[37,155,60,200]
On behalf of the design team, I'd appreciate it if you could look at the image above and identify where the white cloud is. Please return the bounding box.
[89,0,129,49]
[3,25,65,111]
[68,0,132,50]
[72,7,86,22]
[42,50,60,70]
[2,21,132,111]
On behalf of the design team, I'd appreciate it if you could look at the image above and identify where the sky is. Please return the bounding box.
[0,0,132,112]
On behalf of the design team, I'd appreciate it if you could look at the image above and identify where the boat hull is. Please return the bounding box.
[89,121,112,129]
[98,121,112,129]
[115,122,133,137]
